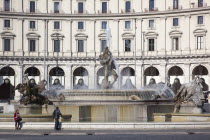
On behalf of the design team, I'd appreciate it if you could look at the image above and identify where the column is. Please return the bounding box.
[15,64,23,101]
[65,65,72,89]
[184,63,191,83]
[159,64,166,83]
[136,64,142,88]
[89,64,95,89]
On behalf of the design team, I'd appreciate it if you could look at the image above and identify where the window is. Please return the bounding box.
[125,21,131,29]
[125,1,131,12]
[78,22,84,30]
[172,38,179,50]
[101,21,107,29]
[4,39,10,51]
[197,36,203,49]
[198,16,203,24]
[78,40,84,52]
[4,0,10,11]
[78,2,83,13]
[54,2,59,13]
[101,40,106,52]
[54,21,60,29]
[149,39,155,51]
[173,0,178,9]
[4,20,10,28]
[173,18,179,26]
[149,0,154,11]
[30,21,36,29]
[54,40,60,52]
[29,40,36,52]
[102,2,107,13]
[198,0,203,7]
[30,1,35,12]
[149,20,154,28]
[125,39,131,52]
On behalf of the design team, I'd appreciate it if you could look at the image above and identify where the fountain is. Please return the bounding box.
[1,27,207,124]
[32,46,174,122]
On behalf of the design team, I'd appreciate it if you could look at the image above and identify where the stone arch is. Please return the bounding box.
[168,66,184,84]
[0,66,15,76]
[49,67,65,86]
[192,65,209,91]
[192,65,208,76]
[144,66,159,76]
[73,67,89,87]
[120,67,135,87]
[144,66,160,86]
[0,66,15,86]
[0,66,15,100]
[24,66,40,84]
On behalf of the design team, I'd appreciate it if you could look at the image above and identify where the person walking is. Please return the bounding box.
[53,107,62,130]
[14,109,22,130]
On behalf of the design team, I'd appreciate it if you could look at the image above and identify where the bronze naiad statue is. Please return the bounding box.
[15,74,49,105]
[173,76,205,113]
[99,46,118,89]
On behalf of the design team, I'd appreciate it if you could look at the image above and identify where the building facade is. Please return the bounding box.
[0,0,210,100]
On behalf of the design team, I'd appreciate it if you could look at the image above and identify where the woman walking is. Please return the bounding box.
[14,109,22,130]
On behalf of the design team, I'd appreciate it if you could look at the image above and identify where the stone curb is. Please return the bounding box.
[1,122,210,129]
[0,132,209,136]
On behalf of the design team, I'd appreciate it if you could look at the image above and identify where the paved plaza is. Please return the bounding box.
[0,129,210,140]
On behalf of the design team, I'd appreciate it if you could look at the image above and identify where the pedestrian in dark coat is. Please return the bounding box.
[53,107,62,130]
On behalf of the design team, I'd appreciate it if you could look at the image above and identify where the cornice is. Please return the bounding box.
[0,54,209,62]
[0,7,210,19]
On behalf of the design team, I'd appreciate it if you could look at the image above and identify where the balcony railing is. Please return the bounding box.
[74,10,89,14]
[191,2,208,8]
[26,9,41,13]
[144,7,158,12]
[121,9,135,13]
[50,10,65,14]
[0,8,16,12]
[168,5,183,10]
[97,10,112,14]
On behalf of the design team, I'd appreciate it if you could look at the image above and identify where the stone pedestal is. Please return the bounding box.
[179,102,203,114]
[19,104,42,114]
[154,113,210,122]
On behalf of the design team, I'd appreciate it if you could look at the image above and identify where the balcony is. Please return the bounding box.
[74,10,89,14]
[144,7,158,12]
[50,10,65,14]
[168,5,183,10]
[97,10,112,14]
[0,8,16,12]
[26,9,41,13]
[191,2,208,8]
[121,9,135,13]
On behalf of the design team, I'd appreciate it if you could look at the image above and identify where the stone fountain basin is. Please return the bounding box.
[58,89,170,101]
